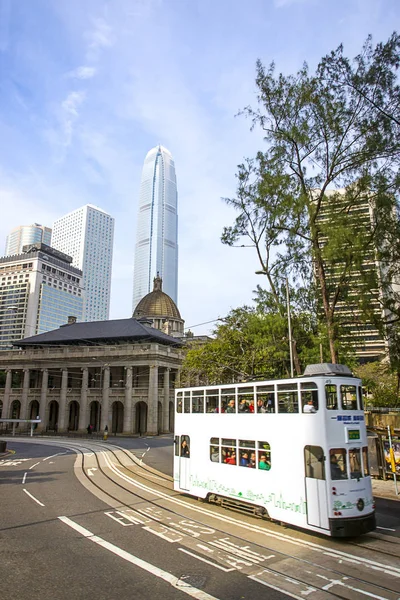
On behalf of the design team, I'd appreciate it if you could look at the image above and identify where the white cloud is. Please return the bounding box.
[61,90,86,147]
[68,66,97,80]
[85,17,114,61]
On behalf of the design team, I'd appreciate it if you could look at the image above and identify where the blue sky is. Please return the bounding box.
[0,0,398,334]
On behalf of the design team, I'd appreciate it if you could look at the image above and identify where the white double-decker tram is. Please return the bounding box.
[173,363,376,537]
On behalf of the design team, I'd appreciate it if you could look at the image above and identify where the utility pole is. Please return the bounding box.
[286,278,294,378]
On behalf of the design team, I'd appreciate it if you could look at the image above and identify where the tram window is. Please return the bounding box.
[329,448,347,480]
[180,435,190,458]
[362,446,370,476]
[277,384,299,413]
[174,435,180,456]
[256,385,274,413]
[192,390,204,413]
[184,391,191,413]
[341,385,357,410]
[210,437,220,461]
[258,441,271,470]
[237,388,254,413]
[239,439,255,449]
[222,438,236,465]
[301,383,318,412]
[349,448,363,479]
[221,388,236,413]
[304,445,325,480]
[206,391,219,413]
[176,392,183,413]
[325,384,338,410]
[358,386,364,411]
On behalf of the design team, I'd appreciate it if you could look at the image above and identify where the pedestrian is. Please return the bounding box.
[87,424,92,435]
[103,425,108,441]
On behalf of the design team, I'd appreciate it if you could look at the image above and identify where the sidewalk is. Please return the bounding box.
[372,477,400,501]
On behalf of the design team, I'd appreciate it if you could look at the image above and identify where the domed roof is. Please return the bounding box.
[133,276,181,320]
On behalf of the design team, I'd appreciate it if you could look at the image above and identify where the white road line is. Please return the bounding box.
[249,575,308,600]
[22,472,27,484]
[43,452,68,461]
[58,516,221,600]
[100,451,400,578]
[23,489,45,506]
[178,548,235,572]
[29,462,40,470]
[376,526,396,532]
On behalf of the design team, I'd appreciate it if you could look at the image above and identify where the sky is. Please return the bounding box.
[0,0,398,335]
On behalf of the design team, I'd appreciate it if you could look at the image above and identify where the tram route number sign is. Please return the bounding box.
[347,429,360,441]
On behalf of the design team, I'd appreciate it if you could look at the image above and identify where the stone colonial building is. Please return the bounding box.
[0,282,183,435]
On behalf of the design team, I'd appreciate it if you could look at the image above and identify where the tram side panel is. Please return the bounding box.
[174,413,331,534]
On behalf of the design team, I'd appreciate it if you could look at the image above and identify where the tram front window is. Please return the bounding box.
[330,449,347,480]
[325,385,338,410]
[349,448,363,479]
[341,385,357,410]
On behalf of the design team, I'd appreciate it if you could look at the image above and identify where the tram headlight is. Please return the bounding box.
[356,498,365,511]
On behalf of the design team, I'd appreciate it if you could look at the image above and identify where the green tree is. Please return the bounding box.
[224,34,400,363]
[355,362,399,407]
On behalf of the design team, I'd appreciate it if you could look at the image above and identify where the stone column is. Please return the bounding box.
[123,366,133,434]
[163,368,170,433]
[147,364,158,435]
[2,370,12,419]
[21,369,30,419]
[36,369,48,432]
[58,369,68,431]
[78,368,88,432]
[100,366,110,431]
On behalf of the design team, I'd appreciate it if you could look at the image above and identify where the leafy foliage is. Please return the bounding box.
[355,362,400,407]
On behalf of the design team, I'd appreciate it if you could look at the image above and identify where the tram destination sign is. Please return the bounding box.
[346,429,361,441]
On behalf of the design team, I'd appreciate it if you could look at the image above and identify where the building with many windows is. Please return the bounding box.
[51,205,114,322]
[5,223,52,256]
[0,243,84,350]
[132,145,178,310]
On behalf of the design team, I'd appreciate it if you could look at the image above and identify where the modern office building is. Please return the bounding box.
[5,224,52,256]
[132,145,178,310]
[316,189,389,361]
[51,205,114,321]
[0,243,84,350]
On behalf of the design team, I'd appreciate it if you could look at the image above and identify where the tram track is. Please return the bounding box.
[11,438,400,600]
[70,441,400,600]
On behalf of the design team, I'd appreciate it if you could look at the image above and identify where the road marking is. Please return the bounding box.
[249,575,310,600]
[23,489,45,506]
[43,452,68,462]
[58,516,221,600]
[29,462,40,470]
[178,548,235,572]
[100,451,400,578]
[22,472,27,484]
[376,526,396,532]
[87,468,97,477]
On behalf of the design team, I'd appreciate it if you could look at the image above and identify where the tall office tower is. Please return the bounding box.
[0,243,84,350]
[317,189,389,361]
[5,224,52,256]
[51,205,114,321]
[132,145,178,310]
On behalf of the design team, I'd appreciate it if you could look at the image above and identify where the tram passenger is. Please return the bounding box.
[248,452,256,468]
[226,452,236,465]
[226,399,236,413]
[249,400,255,413]
[330,454,345,479]
[240,452,249,466]
[238,399,249,412]
[210,447,219,462]
[303,400,316,413]
[257,399,267,413]
[258,454,271,470]
[181,439,190,457]
[267,396,274,412]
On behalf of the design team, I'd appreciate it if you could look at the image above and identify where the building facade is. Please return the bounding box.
[132,145,178,309]
[51,205,114,322]
[0,319,182,435]
[316,189,388,361]
[5,224,52,256]
[0,243,84,350]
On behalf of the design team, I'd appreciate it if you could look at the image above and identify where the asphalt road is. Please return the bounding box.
[1,437,399,600]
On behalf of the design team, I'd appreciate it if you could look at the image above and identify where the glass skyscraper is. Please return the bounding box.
[5,224,52,256]
[52,205,114,322]
[132,145,178,310]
